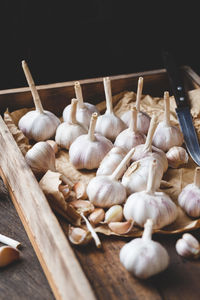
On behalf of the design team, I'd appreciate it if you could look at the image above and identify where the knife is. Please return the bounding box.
[162,50,200,166]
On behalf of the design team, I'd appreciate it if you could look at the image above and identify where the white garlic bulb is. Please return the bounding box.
[123,160,178,228]
[131,114,168,172]
[176,233,200,259]
[55,98,87,149]
[120,219,169,279]
[178,167,200,217]
[114,107,146,152]
[95,77,127,141]
[166,146,189,168]
[96,147,126,176]
[121,77,151,134]
[25,141,56,175]
[18,60,60,141]
[152,91,183,152]
[63,81,99,129]
[87,148,135,208]
[69,113,113,169]
[122,156,164,195]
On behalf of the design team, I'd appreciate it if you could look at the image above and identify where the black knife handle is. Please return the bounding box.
[162,51,189,108]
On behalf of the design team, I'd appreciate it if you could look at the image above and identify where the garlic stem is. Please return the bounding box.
[142,219,153,241]
[70,98,78,124]
[194,167,200,188]
[146,160,157,194]
[144,114,158,152]
[80,212,101,248]
[74,81,84,109]
[88,112,98,141]
[22,60,44,114]
[103,77,113,114]
[136,77,143,111]
[164,91,171,126]
[0,233,21,249]
[129,107,138,132]
[110,148,135,180]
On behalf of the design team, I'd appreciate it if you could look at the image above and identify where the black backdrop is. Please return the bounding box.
[1,1,200,90]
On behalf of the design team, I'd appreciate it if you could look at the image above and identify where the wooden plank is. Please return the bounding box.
[0,116,96,300]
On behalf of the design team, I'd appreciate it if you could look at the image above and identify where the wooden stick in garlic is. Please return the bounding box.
[136,77,143,111]
[164,91,171,127]
[80,212,101,248]
[74,81,84,109]
[194,167,200,188]
[88,112,98,141]
[144,114,158,152]
[103,77,113,114]
[22,60,44,114]
[0,233,21,249]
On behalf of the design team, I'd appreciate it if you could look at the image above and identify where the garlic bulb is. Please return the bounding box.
[55,98,87,149]
[18,61,60,141]
[120,219,169,279]
[178,167,200,217]
[104,205,123,223]
[95,77,127,141]
[63,81,99,129]
[122,156,164,195]
[131,114,168,172]
[87,148,135,208]
[121,77,151,134]
[123,160,177,228]
[69,113,113,169]
[166,146,189,168]
[176,233,200,259]
[114,107,146,152]
[25,141,56,175]
[96,146,126,176]
[152,91,183,152]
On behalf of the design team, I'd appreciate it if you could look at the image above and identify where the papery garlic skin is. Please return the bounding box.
[25,141,56,174]
[178,183,200,218]
[176,233,200,259]
[166,146,189,168]
[19,110,60,142]
[120,219,169,279]
[96,147,126,176]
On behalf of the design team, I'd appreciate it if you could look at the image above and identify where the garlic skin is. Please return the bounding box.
[176,233,200,259]
[95,77,127,141]
[123,160,177,228]
[114,107,146,153]
[55,98,87,149]
[96,147,126,176]
[152,91,183,152]
[19,60,60,141]
[104,205,123,223]
[63,81,99,129]
[87,148,135,208]
[178,167,200,217]
[166,146,189,168]
[25,141,56,175]
[120,219,169,279]
[121,77,151,134]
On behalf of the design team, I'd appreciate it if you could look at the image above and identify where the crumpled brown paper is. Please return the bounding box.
[4,88,200,238]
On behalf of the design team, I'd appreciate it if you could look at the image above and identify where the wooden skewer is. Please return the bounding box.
[164,91,171,126]
[136,77,143,111]
[74,81,84,109]
[0,233,21,249]
[103,77,113,114]
[22,60,44,113]
[88,113,98,141]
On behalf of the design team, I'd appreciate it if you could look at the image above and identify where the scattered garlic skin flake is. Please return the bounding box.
[0,246,20,268]
[108,219,134,235]
[176,233,200,259]
[70,200,95,215]
[68,226,92,246]
[120,219,169,279]
[166,146,189,168]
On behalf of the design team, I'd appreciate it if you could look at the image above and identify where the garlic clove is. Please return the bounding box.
[88,208,105,225]
[70,200,95,215]
[0,246,20,268]
[166,146,189,168]
[108,219,134,235]
[175,233,200,259]
[104,205,123,223]
[80,212,101,248]
[59,184,70,200]
[25,141,56,175]
[73,181,88,200]
[68,226,92,245]
[46,140,59,154]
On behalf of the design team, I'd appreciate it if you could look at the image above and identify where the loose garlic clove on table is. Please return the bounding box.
[176,233,200,259]
[0,246,20,268]
[114,107,146,153]
[123,160,177,229]
[166,146,189,168]
[87,148,135,208]
[18,61,60,141]
[55,98,87,149]
[104,205,123,223]
[178,167,200,217]
[69,113,113,170]
[63,81,99,129]
[120,219,169,279]
[121,77,151,134]
[152,91,183,152]
[95,77,127,141]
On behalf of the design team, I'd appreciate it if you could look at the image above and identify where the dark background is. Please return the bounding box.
[1,1,200,90]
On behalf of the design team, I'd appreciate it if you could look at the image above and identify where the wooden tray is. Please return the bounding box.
[1,66,200,300]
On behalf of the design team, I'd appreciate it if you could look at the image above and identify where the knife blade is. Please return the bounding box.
[162,50,200,166]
